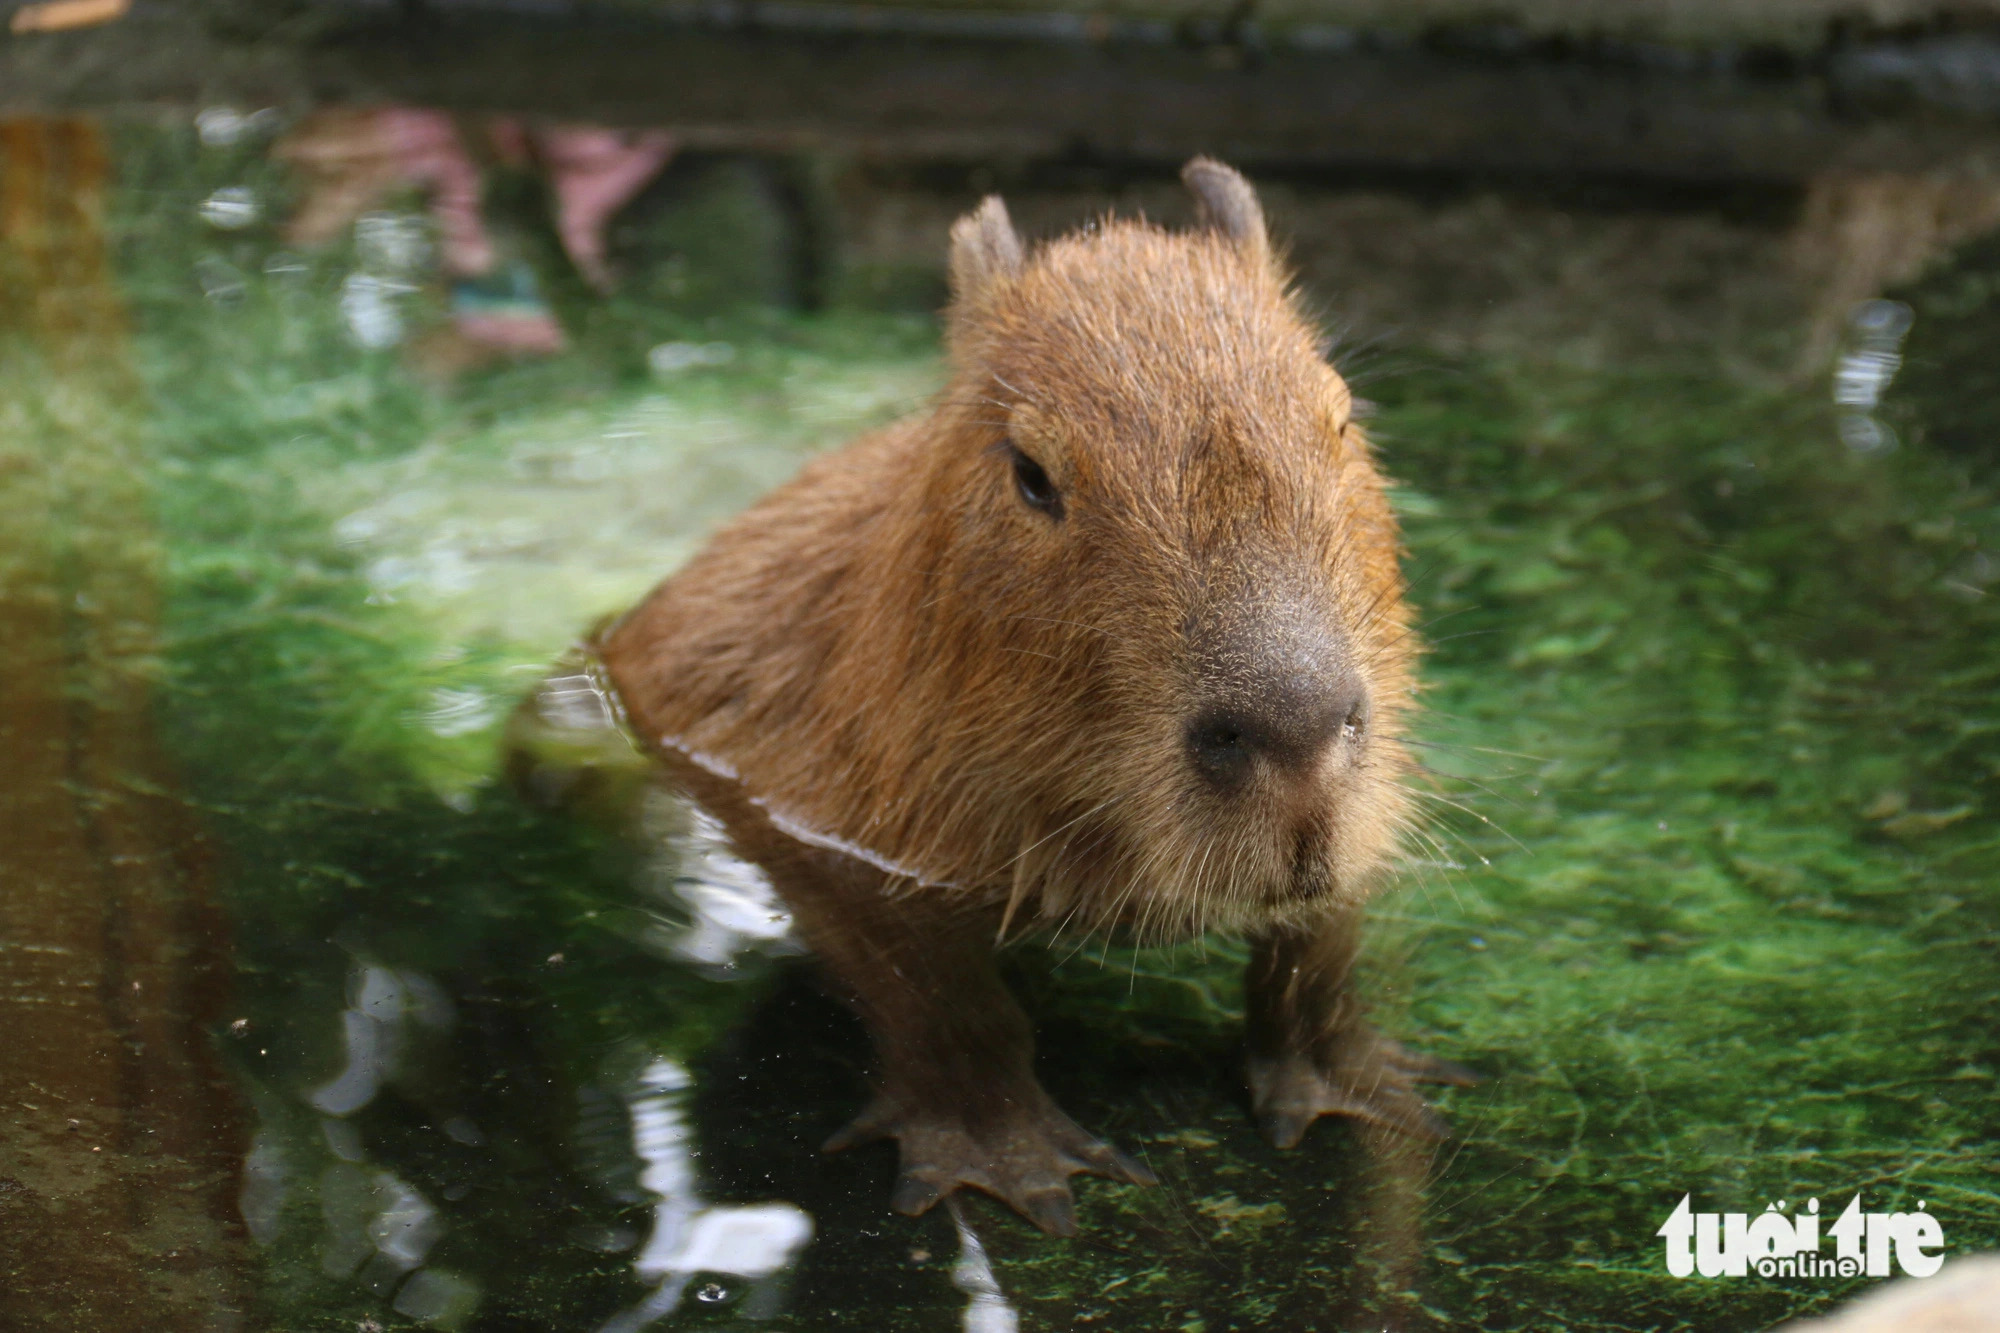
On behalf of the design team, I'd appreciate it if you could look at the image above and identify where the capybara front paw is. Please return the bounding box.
[1249,1024,1477,1149]
[823,1091,1157,1236]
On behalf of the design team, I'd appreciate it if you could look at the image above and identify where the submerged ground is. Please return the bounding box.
[3,118,1998,1332]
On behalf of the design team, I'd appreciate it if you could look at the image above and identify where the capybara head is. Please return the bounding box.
[603,159,1417,942]
[904,160,1416,937]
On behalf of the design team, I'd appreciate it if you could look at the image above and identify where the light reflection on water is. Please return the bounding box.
[1834,299,1916,456]
[4,99,2000,1333]
[946,1199,1020,1333]
[603,1059,815,1331]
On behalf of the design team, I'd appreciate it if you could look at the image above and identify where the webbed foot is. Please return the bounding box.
[824,1090,1157,1236]
[1249,1023,1477,1149]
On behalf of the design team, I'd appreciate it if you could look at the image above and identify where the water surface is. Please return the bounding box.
[2,114,1997,1333]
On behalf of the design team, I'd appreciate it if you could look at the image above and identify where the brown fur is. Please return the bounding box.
[590,159,1465,1235]
[603,175,1414,941]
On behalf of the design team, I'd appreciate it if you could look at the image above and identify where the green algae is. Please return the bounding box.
[1048,354,2000,1328]
[1016,354,2000,1329]
[70,122,2000,1330]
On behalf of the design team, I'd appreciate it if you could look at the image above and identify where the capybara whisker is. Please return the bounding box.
[560,157,1472,1236]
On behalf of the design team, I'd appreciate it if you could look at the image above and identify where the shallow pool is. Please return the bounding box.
[2,112,1997,1333]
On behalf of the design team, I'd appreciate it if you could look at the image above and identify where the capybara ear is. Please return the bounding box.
[949,195,1025,303]
[1182,157,1269,267]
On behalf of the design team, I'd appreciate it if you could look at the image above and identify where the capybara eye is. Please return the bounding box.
[1341,704,1365,741]
[1010,446,1064,519]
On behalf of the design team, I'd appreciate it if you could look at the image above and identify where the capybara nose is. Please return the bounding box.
[1186,670,1367,791]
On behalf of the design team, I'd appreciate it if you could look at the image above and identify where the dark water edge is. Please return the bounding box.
[0,114,1996,1332]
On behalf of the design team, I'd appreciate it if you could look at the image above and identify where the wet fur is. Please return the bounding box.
[600,168,1418,947]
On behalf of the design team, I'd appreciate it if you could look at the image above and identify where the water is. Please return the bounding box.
[3,113,1999,1333]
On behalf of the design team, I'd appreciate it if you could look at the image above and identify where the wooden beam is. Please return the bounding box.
[3,6,1997,182]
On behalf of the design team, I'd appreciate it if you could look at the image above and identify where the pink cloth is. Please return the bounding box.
[535,126,679,291]
[279,109,679,289]
[278,108,495,277]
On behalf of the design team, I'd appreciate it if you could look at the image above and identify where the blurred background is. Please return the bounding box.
[3,2,2000,1331]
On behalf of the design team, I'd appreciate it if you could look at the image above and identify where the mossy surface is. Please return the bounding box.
[54,122,2000,1330]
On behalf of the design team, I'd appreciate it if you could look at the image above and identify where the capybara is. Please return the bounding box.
[580,158,1470,1235]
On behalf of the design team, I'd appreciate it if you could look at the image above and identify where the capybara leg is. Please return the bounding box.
[658,758,1154,1232]
[825,1082,1155,1236]
[1244,908,1476,1149]
[799,889,1156,1235]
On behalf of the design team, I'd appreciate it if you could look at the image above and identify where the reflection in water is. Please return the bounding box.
[515,652,802,971]
[319,1161,441,1279]
[947,1200,1019,1333]
[1793,169,2000,371]
[657,805,800,970]
[228,958,486,1326]
[308,963,456,1117]
[194,105,278,150]
[1833,299,1915,455]
[274,108,678,365]
[602,1059,814,1331]
[8,100,1994,1330]
[1352,1123,1433,1331]
[513,662,886,1328]
[0,116,249,1331]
